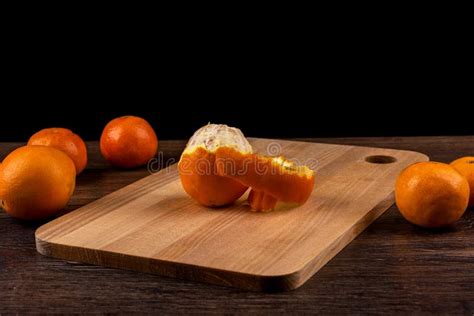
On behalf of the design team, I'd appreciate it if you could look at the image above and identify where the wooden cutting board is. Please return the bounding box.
[35,138,428,291]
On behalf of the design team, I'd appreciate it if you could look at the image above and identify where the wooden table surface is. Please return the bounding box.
[1,136,473,314]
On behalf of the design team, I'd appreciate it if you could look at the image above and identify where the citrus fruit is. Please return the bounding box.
[0,146,76,220]
[450,156,474,207]
[178,124,251,207]
[100,116,158,168]
[395,161,469,228]
[28,127,88,174]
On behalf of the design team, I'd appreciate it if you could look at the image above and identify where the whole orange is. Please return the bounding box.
[100,116,158,168]
[28,127,88,174]
[395,161,470,228]
[0,146,76,220]
[450,157,474,207]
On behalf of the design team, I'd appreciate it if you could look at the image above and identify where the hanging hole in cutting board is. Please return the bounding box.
[365,155,397,164]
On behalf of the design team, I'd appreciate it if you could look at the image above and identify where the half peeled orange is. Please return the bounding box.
[178,123,315,211]
[178,124,252,207]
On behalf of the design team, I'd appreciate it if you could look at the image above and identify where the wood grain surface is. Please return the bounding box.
[35,138,427,291]
[1,137,473,313]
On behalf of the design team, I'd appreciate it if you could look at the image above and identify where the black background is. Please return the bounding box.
[2,16,471,142]
[1,105,472,142]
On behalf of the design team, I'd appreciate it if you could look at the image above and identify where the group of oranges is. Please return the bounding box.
[0,118,472,230]
[0,116,158,220]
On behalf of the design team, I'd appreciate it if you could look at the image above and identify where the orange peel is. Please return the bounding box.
[215,147,315,211]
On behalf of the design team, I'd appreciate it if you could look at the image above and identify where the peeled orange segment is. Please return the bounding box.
[178,124,252,207]
[215,146,315,211]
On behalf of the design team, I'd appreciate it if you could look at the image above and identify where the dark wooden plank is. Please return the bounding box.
[1,137,473,314]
